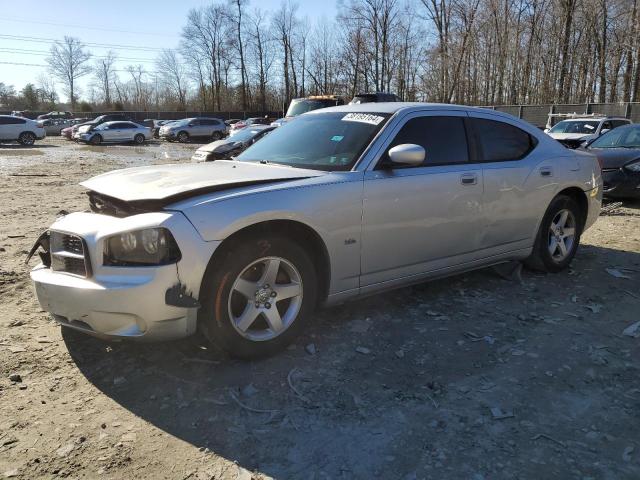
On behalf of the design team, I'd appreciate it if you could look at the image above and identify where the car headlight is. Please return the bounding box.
[103,228,181,266]
[624,160,640,172]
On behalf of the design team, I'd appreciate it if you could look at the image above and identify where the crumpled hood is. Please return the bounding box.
[197,139,240,153]
[588,148,640,169]
[80,160,326,202]
[548,132,593,140]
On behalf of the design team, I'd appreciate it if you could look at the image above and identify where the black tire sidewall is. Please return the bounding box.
[91,135,101,145]
[178,132,189,143]
[531,195,582,273]
[19,132,35,145]
[134,134,144,144]
[198,236,317,359]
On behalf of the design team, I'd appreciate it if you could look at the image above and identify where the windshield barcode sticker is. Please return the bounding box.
[342,113,384,125]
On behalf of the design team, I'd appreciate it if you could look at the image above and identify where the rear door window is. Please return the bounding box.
[470,118,536,162]
[383,116,470,167]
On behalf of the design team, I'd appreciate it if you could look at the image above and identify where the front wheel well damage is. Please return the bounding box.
[556,187,588,228]
[201,220,331,306]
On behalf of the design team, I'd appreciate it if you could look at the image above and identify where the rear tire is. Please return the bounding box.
[525,195,583,273]
[18,132,36,146]
[211,131,222,141]
[198,235,317,359]
[134,134,145,144]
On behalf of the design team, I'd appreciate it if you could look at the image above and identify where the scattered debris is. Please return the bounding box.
[606,268,631,279]
[531,433,567,448]
[8,373,22,383]
[113,376,127,386]
[304,343,317,355]
[586,303,603,314]
[287,368,312,404]
[355,346,371,355]
[395,349,405,359]
[490,407,514,420]
[623,446,635,462]
[7,346,26,353]
[240,384,258,398]
[622,321,640,338]
[35,336,53,343]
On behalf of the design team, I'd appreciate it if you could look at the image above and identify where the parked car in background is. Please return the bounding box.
[582,124,640,199]
[0,115,45,145]
[39,118,72,136]
[545,115,631,149]
[37,111,73,121]
[273,95,345,127]
[229,116,272,134]
[77,121,151,145]
[349,92,400,104]
[158,117,227,143]
[11,110,38,119]
[71,114,131,140]
[225,119,242,126]
[150,119,173,138]
[29,103,602,359]
[191,125,275,162]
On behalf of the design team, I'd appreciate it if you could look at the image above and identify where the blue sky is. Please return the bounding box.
[0,0,339,97]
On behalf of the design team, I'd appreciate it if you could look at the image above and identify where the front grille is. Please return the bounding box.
[50,231,91,277]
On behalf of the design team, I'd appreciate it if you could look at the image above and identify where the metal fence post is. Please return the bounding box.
[625,103,631,119]
[518,105,523,119]
[585,102,591,114]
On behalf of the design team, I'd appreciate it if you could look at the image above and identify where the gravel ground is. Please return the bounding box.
[1,137,639,480]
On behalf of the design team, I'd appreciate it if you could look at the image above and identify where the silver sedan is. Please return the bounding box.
[29,103,602,359]
[77,121,152,145]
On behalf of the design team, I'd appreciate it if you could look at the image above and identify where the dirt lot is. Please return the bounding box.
[1,137,639,480]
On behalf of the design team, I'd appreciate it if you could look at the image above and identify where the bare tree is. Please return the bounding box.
[46,36,91,110]
[156,49,189,110]
[93,51,117,107]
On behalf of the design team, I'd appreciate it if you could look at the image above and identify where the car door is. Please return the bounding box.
[189,119,203,137]
[118,123,135,141]
[0,116,10,140]
[360,111,485,288]
[101,123,121,142]
[467,113,545,253]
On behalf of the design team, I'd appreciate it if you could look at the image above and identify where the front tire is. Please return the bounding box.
[199,235,317,359]
[526,195,582,273]
[18,132,36,146]
[177,131,189,143]
[89,134,102,145]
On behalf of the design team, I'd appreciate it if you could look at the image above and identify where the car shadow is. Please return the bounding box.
[63,244,640,478]
[0,143,59,149]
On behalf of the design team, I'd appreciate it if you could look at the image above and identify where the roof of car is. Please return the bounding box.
[311,102,504,115]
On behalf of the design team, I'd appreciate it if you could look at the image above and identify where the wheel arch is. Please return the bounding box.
[201,219,331,305]
[556,186,588,228]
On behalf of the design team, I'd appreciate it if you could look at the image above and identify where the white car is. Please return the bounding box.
[545,117,631,149]
[77,121,152,145]
[0,115,46,145]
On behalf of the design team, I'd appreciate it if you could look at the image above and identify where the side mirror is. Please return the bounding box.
[600,129,610,135]
[387,144,425,167]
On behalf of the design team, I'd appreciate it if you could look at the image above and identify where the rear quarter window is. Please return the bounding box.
[470,118,537,162]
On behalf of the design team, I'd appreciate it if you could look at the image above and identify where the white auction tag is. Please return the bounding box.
[341,113,385,125]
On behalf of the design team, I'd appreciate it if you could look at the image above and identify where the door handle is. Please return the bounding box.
[539,166,553,177]
[460,173,477,185]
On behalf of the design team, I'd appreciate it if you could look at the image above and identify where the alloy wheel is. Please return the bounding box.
[548,208,576,262]
[228,256,303,341]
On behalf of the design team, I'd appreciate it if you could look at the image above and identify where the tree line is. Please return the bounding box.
[2,0,640,113]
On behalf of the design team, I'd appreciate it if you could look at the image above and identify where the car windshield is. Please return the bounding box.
[229,128,266,142]
[235,112,390,171]
[286,99,335,117]
[590,125,640,149]
[549,120,599,134]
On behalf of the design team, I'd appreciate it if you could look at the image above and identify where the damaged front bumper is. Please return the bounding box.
[29,211,219,341]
